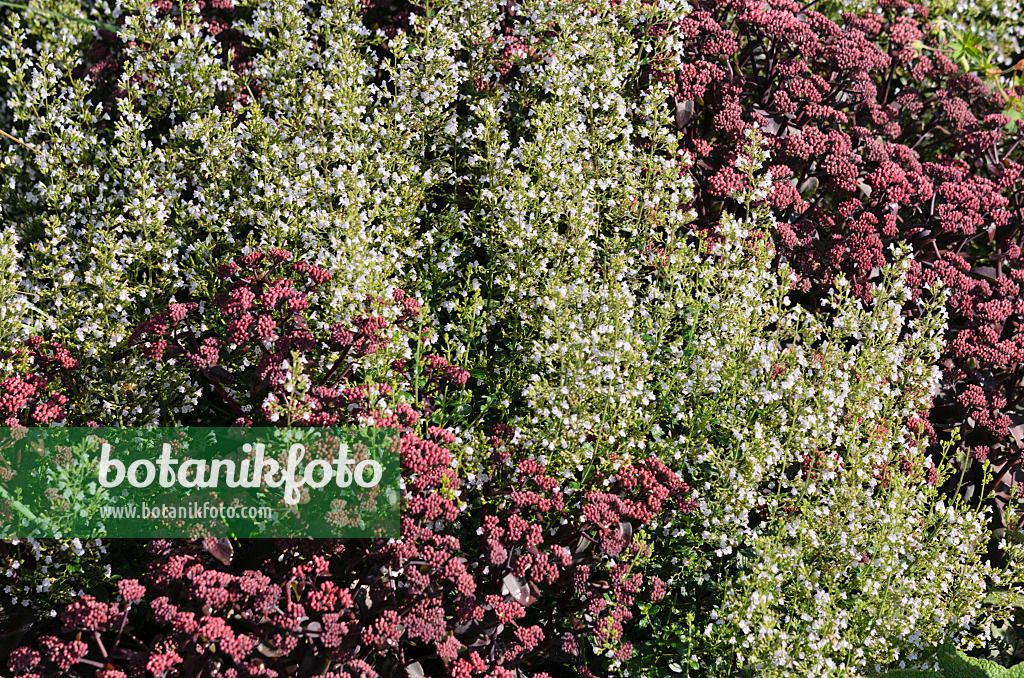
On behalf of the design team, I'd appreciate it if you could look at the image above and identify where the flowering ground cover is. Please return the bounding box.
[5,0,1024,676]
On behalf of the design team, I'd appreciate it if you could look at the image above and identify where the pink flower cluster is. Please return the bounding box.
[0,337,78,427]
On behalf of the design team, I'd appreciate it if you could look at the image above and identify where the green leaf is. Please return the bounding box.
[1003,108,1024,133]
[932,646,1010,678]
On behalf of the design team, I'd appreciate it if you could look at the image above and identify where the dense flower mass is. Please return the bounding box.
[6,249,697,678]
[1,0,1024,676]
[642,0,1024,532]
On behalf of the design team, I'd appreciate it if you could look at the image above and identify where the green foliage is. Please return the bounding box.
[876,646,1024,678]
[0,439,112,540]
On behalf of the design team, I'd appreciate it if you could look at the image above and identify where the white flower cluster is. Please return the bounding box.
[653,134,990,678]
[1,536,109,618]
[407,0,695,483]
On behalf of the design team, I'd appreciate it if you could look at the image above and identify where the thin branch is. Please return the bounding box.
[0,129,37,154]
